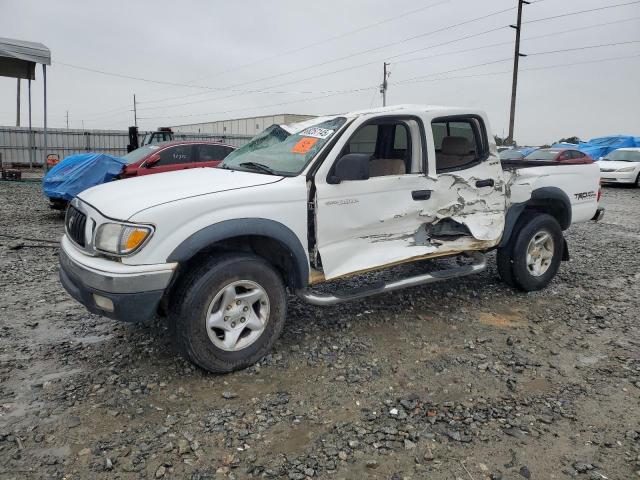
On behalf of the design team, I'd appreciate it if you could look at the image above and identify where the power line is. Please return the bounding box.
[139,57,520,121]
[181,0,451,86]
[92,51,640,125]
[138,89,376,122]
[391,52,640,86]
[136,25,510,113]
[137,16,640,113]
[395,57,514,85]
[527,39,640,56]
[59,2,640,120]
[139,51,640,123]
[524,0,640,24]
[135,1,640,111]
[136,5,518,107]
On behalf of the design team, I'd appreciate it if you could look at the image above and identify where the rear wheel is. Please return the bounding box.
[635,172,640,188]
[497,213,563,291]
[170,253,287,373]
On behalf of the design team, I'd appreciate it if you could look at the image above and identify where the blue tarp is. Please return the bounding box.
[42,153,126,201]
[552,135,640,160]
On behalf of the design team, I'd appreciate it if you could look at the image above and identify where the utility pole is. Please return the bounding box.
[133,94,138,127]
[507,0,529,146]
[66,110,69,129]
[16,79,21,126]
[380,62,390,107]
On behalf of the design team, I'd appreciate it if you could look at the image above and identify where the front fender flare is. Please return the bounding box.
[167,218,309,289]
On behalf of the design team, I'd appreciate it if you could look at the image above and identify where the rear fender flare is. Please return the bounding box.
[498,187,572,248]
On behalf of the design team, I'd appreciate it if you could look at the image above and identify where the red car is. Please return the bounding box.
[119,141,236,178]
[523,148,593,165]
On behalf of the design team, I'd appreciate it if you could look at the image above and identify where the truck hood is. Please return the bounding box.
[78,167,282,220]
[596,160,640,171]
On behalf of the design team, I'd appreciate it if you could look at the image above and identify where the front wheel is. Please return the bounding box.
[170,253,287,373]
[497,213,563,291]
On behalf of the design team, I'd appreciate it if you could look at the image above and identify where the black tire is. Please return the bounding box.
[635,172,640,188]
[170,253,287,373]
[497,213,563,292]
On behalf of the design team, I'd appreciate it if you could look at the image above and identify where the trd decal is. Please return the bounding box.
[574,191,596,200]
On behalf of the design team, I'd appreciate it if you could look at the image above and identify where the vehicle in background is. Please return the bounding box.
[58,104,604,373]
[499,147,538,160]
[43,141,235,209]
[523,148,593,165]
[552,135,640,160]
[120,141,236,178]
[596,148,640,187]
[127,126,174,153]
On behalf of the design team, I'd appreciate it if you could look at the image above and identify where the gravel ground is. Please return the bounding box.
[0,182,639,480]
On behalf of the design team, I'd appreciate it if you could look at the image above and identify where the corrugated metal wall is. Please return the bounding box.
[172,114,317,136]
[0,126,252,166]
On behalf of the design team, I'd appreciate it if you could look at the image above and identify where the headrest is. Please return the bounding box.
[441,136,471,156]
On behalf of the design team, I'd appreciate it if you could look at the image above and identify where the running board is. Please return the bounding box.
[296,252,487,306]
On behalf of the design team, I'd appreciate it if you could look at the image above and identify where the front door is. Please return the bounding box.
[313,113,506,280]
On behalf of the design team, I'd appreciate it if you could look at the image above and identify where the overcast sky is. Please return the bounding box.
[1,0,639,145]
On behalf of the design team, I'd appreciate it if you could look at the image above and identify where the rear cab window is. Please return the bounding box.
[432,116,489,173]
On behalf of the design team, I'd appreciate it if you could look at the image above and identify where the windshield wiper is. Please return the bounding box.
[238,162,279,175]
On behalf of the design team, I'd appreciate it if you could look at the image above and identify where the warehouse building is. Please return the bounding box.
[171,113,316,136]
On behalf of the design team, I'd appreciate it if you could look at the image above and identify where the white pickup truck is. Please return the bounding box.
[59,105,604,373]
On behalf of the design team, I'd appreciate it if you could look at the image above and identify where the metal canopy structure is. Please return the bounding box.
[0,37,51,169]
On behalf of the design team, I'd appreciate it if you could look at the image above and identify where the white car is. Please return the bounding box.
[597,148,640,187]
[58,104,603,373]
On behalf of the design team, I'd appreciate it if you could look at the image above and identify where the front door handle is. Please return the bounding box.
[412,190,432,201]
[476,179,494,188]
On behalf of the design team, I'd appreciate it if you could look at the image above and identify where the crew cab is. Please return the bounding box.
[58,105,604,373]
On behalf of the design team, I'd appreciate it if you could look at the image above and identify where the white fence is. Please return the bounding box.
[0,126,252,167]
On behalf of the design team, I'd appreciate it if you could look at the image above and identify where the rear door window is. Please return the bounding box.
[432,116,487,172]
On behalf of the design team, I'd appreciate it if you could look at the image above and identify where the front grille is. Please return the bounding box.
[600,168,615,173]
[65,205,87,247]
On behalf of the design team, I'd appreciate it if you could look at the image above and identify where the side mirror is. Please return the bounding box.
[145,153,161,167]
[328,153,370,184]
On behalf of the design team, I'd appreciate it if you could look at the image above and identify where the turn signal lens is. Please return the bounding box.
[121,227,150,253]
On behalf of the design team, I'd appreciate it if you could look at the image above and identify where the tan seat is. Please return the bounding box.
[369,158,406,177]
[436,136,476,170]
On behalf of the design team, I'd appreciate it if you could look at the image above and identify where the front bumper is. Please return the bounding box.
[59,236,176,322]
[600,171,636,184]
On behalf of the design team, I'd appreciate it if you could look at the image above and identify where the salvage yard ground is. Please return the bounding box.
[0,182,639,480]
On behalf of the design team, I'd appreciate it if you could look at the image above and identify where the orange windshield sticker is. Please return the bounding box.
[291,137,318,154]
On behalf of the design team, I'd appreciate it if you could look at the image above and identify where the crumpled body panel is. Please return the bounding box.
[315,158,507,279]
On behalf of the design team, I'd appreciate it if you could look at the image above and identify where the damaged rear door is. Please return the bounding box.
[313,112,506,280]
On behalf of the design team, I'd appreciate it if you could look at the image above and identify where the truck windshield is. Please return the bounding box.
[602,150,640,162]
[221,117,347,175]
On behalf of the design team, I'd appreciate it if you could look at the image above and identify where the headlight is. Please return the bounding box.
[95,222,153,255]
[617,166,635,172]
